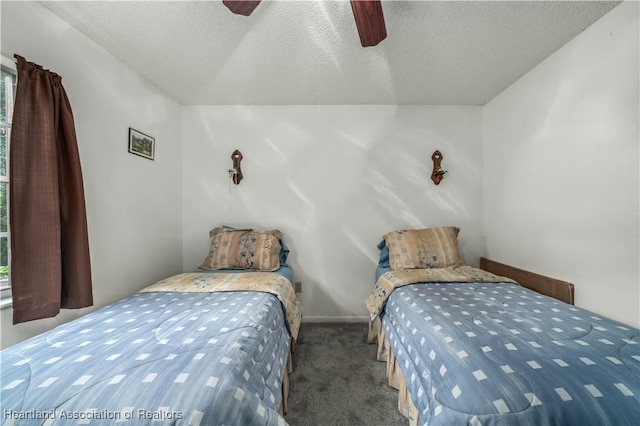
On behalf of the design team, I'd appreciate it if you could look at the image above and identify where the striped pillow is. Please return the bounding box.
[199,227,283,272]
[383,226,462,269]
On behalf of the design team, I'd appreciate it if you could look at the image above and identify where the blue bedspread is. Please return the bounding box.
[382,282,640,425]
[1,291,291,425]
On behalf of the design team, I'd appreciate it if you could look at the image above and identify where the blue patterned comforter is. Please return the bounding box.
[1,290,292,425]
[382,282,640,425]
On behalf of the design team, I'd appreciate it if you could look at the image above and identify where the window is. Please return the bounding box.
[0,56,16,308]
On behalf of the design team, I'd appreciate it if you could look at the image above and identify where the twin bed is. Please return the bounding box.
[367,226,640,425]
[1,226,301,426]
[2,224,639,425]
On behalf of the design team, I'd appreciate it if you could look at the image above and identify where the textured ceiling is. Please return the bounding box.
[41,0,621,105]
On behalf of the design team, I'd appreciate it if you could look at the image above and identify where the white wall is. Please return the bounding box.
[182,105,483,320]
[0,1,183,348]
[484,2,639,327]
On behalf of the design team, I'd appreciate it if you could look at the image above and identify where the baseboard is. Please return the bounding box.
[302,316,369,323]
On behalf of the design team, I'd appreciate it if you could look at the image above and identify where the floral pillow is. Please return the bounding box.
[199,227,283,272]
[383,226,462,269]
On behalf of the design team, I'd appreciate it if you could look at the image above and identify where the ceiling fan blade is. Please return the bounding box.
[350,0,387,47]
[223,1,262,16]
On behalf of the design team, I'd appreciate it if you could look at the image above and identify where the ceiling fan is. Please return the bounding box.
[222,0,387,47]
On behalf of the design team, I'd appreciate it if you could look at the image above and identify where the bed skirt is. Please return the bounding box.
[279,338,295,415]
[368,317,419,426]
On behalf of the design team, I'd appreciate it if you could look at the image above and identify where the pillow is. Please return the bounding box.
[377,240,390,268]
[279,239,290,266]
[222,225,290,266]
[383,226,462,269]
[199,227,283,272]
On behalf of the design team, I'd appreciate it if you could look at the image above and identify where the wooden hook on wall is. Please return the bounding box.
[431,150,447,185]
[230,149,243,185]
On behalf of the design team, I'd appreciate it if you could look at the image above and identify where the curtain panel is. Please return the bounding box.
[10,55,92,324]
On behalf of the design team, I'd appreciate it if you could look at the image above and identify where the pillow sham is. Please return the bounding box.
[199,227,283,272]
[383,226,462,269]
[221,225,290,266]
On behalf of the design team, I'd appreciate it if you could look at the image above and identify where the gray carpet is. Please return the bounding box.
[284,322,407,426]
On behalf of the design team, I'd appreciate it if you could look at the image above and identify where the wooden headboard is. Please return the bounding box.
[480,257,575,305]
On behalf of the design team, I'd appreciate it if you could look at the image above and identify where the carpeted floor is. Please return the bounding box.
[284,322,407,426]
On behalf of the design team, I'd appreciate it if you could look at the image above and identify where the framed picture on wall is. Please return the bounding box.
[128,128,155,160]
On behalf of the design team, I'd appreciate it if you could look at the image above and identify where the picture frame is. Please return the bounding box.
[128,128,155,160]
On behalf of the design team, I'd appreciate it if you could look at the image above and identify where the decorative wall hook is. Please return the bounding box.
[431,150,447,185]
[228,149,243,185]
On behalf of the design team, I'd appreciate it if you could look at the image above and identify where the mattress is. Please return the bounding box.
[378,280,640,425]
[1,273,298,425]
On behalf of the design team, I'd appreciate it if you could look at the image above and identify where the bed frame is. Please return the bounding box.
[480,257,575,305]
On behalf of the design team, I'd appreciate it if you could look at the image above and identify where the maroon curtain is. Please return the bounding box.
[10,55,92,324]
